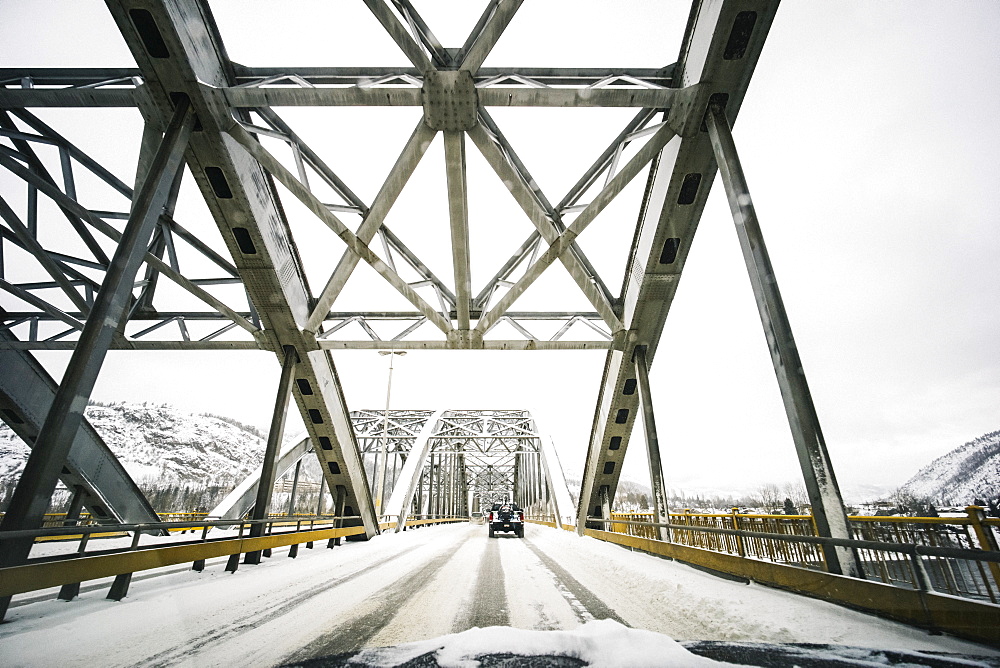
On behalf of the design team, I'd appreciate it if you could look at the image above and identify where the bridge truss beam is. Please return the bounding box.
[0,0,863,582]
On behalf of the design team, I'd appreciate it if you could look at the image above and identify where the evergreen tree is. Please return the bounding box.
[783,498,797,515]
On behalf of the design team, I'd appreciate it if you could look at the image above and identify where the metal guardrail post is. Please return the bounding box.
[598,486,611,533]
[731,508,746,558]
[966,505,1000,593]
[288,520,302,558]
[107,530,142,601]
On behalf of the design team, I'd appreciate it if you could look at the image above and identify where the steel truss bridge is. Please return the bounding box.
[206,409,574,533]
[1,0,998,649]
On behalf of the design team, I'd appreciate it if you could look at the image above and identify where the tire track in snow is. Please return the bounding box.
[283,532,476,662]
[137,544,424,667]
[523,537,627,626]
[453,534,509,631]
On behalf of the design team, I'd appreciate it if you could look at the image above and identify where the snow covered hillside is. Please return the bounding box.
[900,430,1000,505]
[0,402,267,488]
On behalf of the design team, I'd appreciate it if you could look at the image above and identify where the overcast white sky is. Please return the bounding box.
[1,1,998,502]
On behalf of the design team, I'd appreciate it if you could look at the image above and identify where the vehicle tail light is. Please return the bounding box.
[518,512,524,521]
[488,512,493,522]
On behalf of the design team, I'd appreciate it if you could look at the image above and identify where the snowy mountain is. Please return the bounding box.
[0,402,268,487]
[899,430,1000,505]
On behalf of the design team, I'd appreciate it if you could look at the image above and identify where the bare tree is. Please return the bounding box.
[755,483,783,512]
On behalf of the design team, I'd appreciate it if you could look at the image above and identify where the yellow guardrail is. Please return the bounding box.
[0,524,368,599]
[584,526,1000,647]
[529,515,1000,644]
[608,507,1000,604]
[0,515,477,601]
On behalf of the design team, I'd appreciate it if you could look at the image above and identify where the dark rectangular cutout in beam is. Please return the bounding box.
[677,173,702,205]
[327,461,341,475]
[308,409,324,424]
[609,436,622,450]
[724,11,758,60]
[659,237,681,265]
[614,409,629,424]
[318,436,332,450]
[205,167,233,198]
[232,227,256,255]
[128,9,169,59]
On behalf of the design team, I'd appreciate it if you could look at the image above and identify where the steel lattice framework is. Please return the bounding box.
[205,408,570,528]
[0,1,868,622]
[353,409,566,522]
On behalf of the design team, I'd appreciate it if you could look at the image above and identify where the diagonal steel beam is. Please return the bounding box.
[467,124,621,331]
[475,122,676,334]
[254,107,368,214]
[0,278,84,332]
[556,108,660,212]
[381,225,457,308]
[363,0,434,72]
[227,122,452,334]
[0,323,162,531]
[0,123,110,269]
[306,121,437,332]
[476,108,616,308]
[444,131,471,329]
[458,0,523,74]
[106,0,381,541]
[706,102,860,577]
[391,0,449,68]
[473,231,538,308]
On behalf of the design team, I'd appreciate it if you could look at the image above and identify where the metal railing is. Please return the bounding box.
[606,507,1000,603]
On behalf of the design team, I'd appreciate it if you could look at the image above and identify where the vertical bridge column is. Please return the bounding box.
[633,346,671,542]
[0,98,194,620]
[705,103,861,578]
[246,346,297,565]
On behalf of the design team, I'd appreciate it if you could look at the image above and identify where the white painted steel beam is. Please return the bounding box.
[384,409,446,532]
[208,437,313,523]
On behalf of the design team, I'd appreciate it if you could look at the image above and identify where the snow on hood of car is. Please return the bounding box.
[348,619,734,667]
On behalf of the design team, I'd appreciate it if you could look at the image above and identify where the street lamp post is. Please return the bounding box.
[374,350,405,517]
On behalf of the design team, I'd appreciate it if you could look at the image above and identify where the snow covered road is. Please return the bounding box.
[1,522,996,666]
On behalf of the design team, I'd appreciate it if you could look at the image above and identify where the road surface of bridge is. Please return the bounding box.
[2,523,995,666]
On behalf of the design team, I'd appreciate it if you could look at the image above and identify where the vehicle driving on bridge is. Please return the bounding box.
[488,502,524,538]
